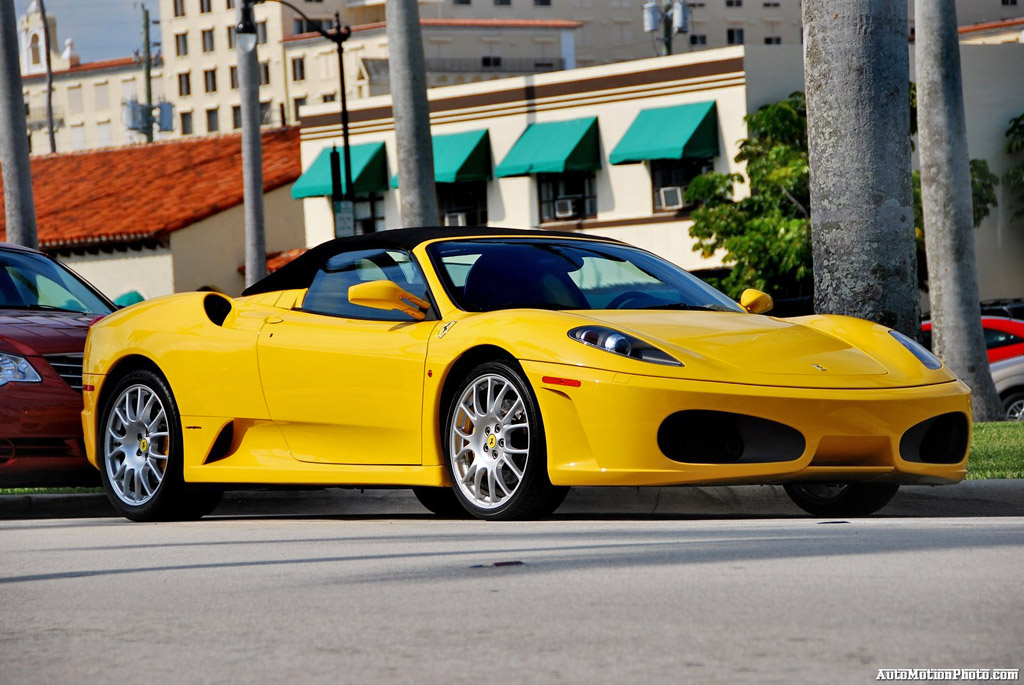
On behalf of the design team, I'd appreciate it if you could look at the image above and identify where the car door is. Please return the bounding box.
[256,248,436,465]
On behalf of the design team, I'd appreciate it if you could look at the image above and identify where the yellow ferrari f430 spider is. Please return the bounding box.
[82,228,971,521]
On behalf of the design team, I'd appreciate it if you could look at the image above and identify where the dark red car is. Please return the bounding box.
[921,317,1024,364]
[0,242,115,487]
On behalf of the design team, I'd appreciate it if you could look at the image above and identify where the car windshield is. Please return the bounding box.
[428,238,743,313]
[0,249,114,315]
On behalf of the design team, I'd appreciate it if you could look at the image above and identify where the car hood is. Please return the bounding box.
[0,309,93,356]
[551,310,956,389]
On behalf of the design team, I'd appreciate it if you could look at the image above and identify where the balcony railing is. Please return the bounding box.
[25,105,65,130]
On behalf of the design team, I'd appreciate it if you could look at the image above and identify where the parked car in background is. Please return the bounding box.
[0,242,115,486]
[981,298,1024,321]
[992,356,1024,421]
[921,317,1024,364]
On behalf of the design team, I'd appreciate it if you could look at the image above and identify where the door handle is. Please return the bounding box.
[264,316,284,324]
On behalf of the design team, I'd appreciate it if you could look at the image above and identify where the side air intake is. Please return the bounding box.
[203,294,233,327]
[657,410,805,464]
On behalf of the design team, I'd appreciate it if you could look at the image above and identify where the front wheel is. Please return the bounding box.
[99,369,220,521]
[783,482,900,517]
[1003,391,1024,421]
[443,361,567,520]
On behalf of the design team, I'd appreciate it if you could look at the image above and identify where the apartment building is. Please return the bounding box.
[18,2,163,154]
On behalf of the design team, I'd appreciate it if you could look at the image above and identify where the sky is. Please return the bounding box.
[18,0,151,63]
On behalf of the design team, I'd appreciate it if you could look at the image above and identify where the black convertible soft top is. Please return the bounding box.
[241,226,622,296]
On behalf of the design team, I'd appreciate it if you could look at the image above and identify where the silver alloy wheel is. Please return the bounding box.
[1007,399,1024,422]
[449,373,530,510]
[104,383,170,506]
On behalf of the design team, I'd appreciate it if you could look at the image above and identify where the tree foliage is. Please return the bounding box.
[686,89,1000,300]
[1005,112,1024,220]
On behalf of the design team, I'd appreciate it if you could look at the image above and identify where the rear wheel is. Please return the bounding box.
[783,482,900,517]
[1003,391,1024,421]
[99,369,221,521]
[443,361,567,520]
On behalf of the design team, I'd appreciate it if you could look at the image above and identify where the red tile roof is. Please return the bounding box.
[21,56,139,82]
[283,18,582,43]
[959,17,1024,34]
[267,247,308,273]
[0,127,301,250]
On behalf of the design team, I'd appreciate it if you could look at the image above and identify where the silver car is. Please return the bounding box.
[992,356,1024,421]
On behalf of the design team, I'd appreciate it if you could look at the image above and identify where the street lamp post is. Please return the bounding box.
[238,0,355,236]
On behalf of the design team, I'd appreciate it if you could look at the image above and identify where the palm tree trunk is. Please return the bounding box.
[916,0,1004,421]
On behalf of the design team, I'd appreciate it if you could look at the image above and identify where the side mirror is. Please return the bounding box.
[739,288,773,314]
[348,280,430,321]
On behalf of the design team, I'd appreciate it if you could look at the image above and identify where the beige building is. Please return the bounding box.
[958,17,1024,45]
[293,44,1024,301]
[18,2,165,154]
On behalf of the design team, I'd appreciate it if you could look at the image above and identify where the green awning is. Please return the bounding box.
[494,117,601,177]
[291,142,389,199]
[390,129,492,188]
[609,101,719,165]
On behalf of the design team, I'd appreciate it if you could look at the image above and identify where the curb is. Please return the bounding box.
[2,480,1023,520]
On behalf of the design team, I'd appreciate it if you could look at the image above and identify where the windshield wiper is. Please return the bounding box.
[634,302,729,312]
[2,303,85,313]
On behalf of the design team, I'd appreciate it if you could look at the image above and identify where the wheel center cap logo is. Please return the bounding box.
[139,438,149,452]
[486,434,497,450]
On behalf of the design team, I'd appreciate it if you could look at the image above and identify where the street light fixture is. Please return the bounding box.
[237,0,356,236]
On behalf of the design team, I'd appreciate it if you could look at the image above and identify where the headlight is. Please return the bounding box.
[889,330,942,370]
[0,352,42,387]
[569,326,682,366]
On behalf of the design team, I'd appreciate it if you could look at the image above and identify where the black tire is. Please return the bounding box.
[1002,390,1024,421]
[412,487,471,517]
[98,368,218,522]
[783,482,900,517]
[442,360,568,520]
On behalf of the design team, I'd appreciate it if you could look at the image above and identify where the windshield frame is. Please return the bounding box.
[0,247,116,316]
[425,237,743,314]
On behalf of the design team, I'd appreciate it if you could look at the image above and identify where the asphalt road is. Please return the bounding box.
[2,508,1022,683]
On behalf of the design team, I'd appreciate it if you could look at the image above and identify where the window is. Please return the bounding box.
[227,25,236,49]
[67,85,83,113]
[173,0,185,17]
[764,36,781,44]
[29,34,40,65]
[725,0,742,5]
[204,68,217,92]
[428,239,742,313]
[232,104,242,129]
[178,72,191,96]
[227,0,235,8]
[985,328,1024,349]
[180,111,193,134]
[294,18,325,33]
[257,21,268,44]
[200,0,211,12]
[94,83,109,110]
[690,34,707,45]
[70,124,85,151]
[534,0,551,5]
[175,33,188,56]
[454,0,470,4]
[230,65,239,89]
[538,172,597,223]
[482,56,503,68]
[293,96,307,120]
[302,249,428,321]
[121,78,137,101]
[438,182,488,226]
[259,61,270,86]
[763,0,780,5]
[96,121,111,147]
[292,57,306,81]
[495,0,510,5]
[1002,0,1017,5]
[727,27,744,44]
[202,29,215,52]
[259,101,273,124]
[206,107,219,132]
[650,158,713,211]
[322,93,336,102]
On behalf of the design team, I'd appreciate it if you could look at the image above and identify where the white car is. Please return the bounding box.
[992,356,1024,421]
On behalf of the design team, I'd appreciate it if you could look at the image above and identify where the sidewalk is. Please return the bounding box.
[2,480,1022,520]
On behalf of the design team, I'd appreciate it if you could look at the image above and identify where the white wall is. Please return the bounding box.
[61,246,175,301]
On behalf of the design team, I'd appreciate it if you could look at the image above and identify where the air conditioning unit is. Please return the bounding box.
[659,186,685,210]
[554,198,576,219]
[444,212,467,227]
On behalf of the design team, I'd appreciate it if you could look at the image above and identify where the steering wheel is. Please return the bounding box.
[606,290,655,310]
